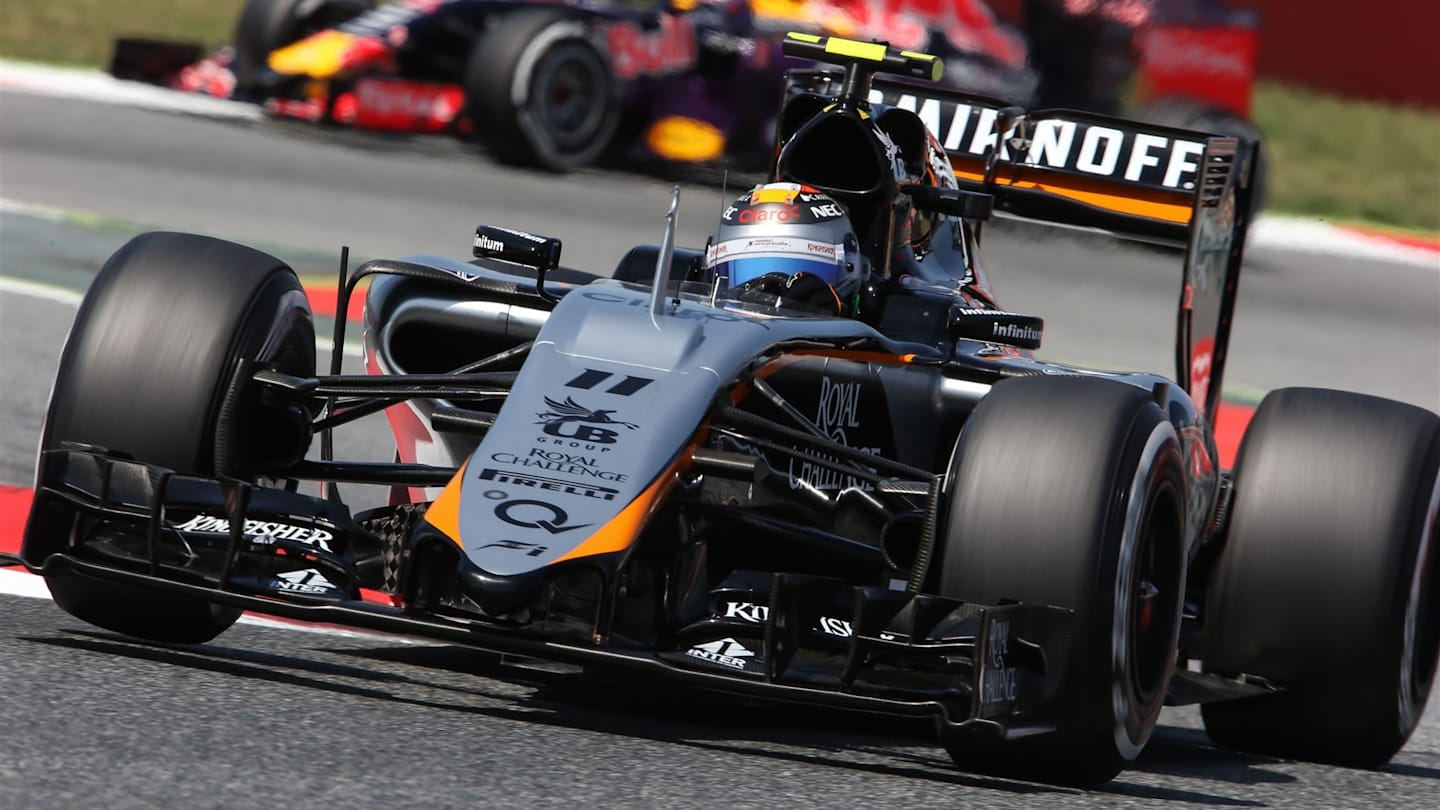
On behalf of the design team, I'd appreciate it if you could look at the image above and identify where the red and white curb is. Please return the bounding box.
[1249,218,1440,270]
[0,485,429,642]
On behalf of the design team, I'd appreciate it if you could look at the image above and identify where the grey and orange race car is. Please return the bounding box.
[21,34,1435,784]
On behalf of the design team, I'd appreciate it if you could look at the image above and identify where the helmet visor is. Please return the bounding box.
[716,256,844,288]
[706,237,843,288]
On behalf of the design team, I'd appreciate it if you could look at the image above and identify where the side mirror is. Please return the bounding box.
[985,106,1031,186]
[473,225,563,302]
[995,106,1027,139]
[902,185,994,221]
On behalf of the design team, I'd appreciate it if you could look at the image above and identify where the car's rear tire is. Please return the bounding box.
[938,375,1187,785]
[37,231,316,644]
[462,8,619,171]
[1200,388,1440,767]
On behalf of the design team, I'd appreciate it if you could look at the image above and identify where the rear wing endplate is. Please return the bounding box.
[1176,137,1256,422]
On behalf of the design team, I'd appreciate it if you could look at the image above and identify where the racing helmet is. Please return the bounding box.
[705,183,867,314]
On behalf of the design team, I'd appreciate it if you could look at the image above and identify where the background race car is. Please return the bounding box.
[111,0,1266,206]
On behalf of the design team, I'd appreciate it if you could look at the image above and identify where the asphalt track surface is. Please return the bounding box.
[1,88,1438,808]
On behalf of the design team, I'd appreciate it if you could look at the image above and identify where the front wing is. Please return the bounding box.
[16,446,1075,741]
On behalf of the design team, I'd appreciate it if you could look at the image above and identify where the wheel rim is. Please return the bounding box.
[1400,474,1440,730]
[531,44,608,152]
[1128,482,1183,708]
[1109,429,1185,759]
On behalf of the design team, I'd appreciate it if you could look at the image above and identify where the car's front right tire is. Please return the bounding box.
[938,375,1188,785]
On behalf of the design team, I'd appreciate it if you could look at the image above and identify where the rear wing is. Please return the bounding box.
[865,77,1220,244]
[874,78,1256,423]
[783,56,1258,427]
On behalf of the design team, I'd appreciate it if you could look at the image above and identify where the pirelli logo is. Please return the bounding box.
[478,467,618,501]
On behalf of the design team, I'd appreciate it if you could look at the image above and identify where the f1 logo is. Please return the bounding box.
[478,539,550,556]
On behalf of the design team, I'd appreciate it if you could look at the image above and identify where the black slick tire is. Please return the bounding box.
[462,8,619,171]
[37,231,316,644]
[939,375,1187,785]
[1200,388,1440,768]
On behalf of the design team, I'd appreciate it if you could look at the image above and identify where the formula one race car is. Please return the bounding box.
[21,34,1436,785]
[114,0,1032,171]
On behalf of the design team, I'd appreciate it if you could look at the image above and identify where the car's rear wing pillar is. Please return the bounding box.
[951,127,1258,428]
[1176,137,1258,423]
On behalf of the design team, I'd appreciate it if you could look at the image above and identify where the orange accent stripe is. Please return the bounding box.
[754,349,917,380]
[751,352,808,383]
[951,162,1194,225]
[735,349,916,403]
[788,348,917,364]
[550,449,693,565]
[421,459,469,549]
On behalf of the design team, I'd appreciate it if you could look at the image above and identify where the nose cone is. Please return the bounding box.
[268,31,387,78]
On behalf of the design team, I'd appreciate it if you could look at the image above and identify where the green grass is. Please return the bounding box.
[0,0,245,68]
[1254,81,1440,232]
[3,1,1438,233]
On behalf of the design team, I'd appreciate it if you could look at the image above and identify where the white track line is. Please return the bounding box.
[0,59,260,121]
[1,566,432,642]
[0,276,83,306]
[0,567,52,600]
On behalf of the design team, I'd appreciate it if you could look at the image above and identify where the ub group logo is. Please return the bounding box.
[536,396,638,445]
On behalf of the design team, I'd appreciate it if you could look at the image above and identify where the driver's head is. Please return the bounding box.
[705,183,867,315]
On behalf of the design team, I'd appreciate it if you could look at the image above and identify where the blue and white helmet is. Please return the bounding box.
[705,183,867,311]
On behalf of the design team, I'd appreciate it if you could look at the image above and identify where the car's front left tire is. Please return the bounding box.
[29,231,316,644]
